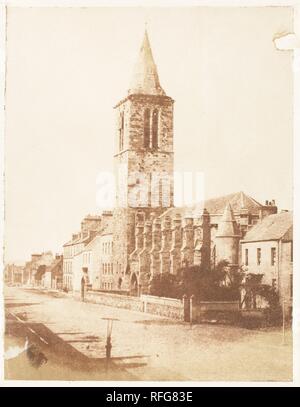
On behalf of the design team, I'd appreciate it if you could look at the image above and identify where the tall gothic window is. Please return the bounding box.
[119,112,124,151]
[152,109,158,149]
[144,109,150,148]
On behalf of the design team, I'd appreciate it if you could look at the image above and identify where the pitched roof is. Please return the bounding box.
[63,233,91,247]
[202,191,263,215]
[128,30,165,96]
[242,211,293,242]
[216,203,240,237]
[63,214,113,248]
[159,191,264,221]
[84,235,103,250]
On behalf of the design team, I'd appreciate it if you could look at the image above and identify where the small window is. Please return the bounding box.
[271,247,276,266]
[272,278,277,289]
[257,248,261,265]
[245,248,248,266]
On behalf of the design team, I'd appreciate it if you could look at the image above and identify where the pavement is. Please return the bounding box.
[4,286,293,381]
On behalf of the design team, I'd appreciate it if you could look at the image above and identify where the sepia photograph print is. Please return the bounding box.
[1,1,299,385]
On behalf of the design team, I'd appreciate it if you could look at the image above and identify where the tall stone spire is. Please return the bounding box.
[128,30,166,96]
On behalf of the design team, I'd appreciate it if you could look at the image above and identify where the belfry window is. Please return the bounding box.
[152,109,159,149]
[119,112,124,151]
[144,109,150,148]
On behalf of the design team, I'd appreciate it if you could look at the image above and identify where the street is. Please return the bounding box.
[4,286,292,381]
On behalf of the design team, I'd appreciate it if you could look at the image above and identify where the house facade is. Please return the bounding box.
[63,212,113,292]
[241,211,293,311]
[62,214,106,290]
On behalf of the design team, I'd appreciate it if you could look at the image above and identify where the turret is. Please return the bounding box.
[215,203,241,266]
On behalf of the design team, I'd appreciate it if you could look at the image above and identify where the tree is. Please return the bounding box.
[241,273,280,310]
[149,273,180,298]
[149,260,247,301]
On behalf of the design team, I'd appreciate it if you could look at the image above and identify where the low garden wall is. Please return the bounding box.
[74,291,184,319]
[74,291,143,312]
[74,291,241,323]
[141,295,184,320]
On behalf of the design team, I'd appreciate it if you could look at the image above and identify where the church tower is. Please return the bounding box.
[113,31,174,291]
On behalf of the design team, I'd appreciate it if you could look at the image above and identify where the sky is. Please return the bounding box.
[4,6,293,263]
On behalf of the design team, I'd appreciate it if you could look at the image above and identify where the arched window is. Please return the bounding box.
[152,109,159,148]
[144,109,150,148]
[119,112,124,151]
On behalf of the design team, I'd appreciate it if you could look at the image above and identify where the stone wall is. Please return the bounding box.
[141,295,184,320]
[75,291,143,312]
[74,291,184,320]
[74,291,244,324]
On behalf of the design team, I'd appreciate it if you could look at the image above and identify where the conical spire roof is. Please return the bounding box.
[128,30,165,96]
[216,203,240,237]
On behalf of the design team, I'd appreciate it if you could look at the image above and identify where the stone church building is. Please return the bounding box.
[63,31,281,296]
